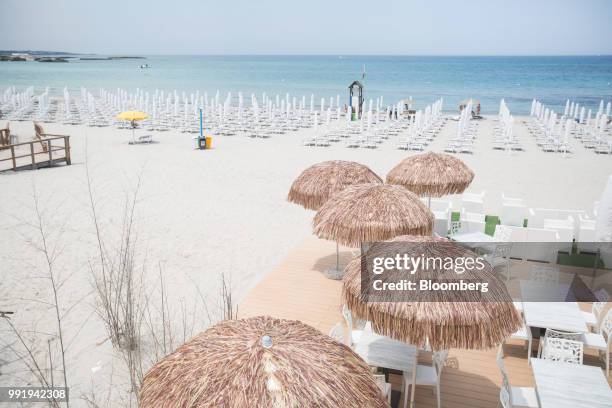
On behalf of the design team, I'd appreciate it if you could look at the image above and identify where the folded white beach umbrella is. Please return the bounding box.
[564,119,571,141]
[574,103,580,119]
[600,100,605,114]
[607,102,611,116]
[587,109,592,126]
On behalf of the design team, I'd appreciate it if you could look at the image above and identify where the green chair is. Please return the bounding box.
[484,215,501,236]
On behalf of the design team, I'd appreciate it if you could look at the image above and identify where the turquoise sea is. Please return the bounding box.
[1,55,611,114]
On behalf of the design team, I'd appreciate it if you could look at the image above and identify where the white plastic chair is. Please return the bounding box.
[496,347,539,408]
[429,199,452,214]
[581,299,607,330]
[461,210,486,223]
[403,350,448,408]
[433,211,450,237]
[461,191,485,214]
[341,304,370,347]
[537,328,581,358]
[493,225,512,242]
[523,228,560,262]
[328,322,345,344]
[541,337,584,365]
[483,243,513,281]
[543,216,575,242]
[582,308,612,377]
[448,220,463,237]
[502,203,529,227]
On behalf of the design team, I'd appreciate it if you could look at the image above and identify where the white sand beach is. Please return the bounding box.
[1,116,612,402]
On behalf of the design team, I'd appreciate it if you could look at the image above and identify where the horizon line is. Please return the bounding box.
[2,50,612,58]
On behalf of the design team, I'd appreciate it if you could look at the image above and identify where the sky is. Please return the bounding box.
[1,0,611,55]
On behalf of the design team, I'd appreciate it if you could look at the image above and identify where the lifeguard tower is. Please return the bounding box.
[348,80,364,120]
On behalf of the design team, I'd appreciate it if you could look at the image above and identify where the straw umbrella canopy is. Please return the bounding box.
[313,184,434,248]
[288,160,383,211]
[289,161,383,277]
[139,316,389,408]
[386,152,475,204]
[342,236,522,350]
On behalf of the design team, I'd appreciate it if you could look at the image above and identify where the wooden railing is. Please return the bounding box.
[0,134,71,171]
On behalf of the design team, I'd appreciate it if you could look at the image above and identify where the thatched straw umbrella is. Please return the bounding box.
[386,152,474,207]
[139,316,390,408]
[342,236,522,350]
[288,160,382,211]
[288,161,382,277]
[313,184,434,249]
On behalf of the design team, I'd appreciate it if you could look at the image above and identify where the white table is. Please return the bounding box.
[520,280,589,333]
[450,231,496,243]
[532,358,612,407]
[354,331,418,407]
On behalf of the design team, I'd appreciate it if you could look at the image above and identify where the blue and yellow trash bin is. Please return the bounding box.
[197,135,213,150]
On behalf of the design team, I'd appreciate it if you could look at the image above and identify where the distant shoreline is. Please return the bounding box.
[0,51,146,62]
[79,56,147,61]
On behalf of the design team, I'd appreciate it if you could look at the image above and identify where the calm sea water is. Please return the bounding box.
[1,55,611,114]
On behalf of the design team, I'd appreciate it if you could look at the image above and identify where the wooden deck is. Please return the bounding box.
[0,135,71,172]
[240,237,612,408]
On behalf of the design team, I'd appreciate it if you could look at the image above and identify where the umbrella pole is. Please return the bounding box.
[428,196,434,237]
[336,242,340,272]
[325,241,342,280]
[592,247,600,289]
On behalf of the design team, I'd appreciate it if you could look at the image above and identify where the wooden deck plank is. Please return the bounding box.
[240,237,612,408]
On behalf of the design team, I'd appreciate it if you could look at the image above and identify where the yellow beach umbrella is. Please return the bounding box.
[116,110,148,121]
[116,111,149,143]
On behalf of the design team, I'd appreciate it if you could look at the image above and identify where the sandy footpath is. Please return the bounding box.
[1,115,611,401]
